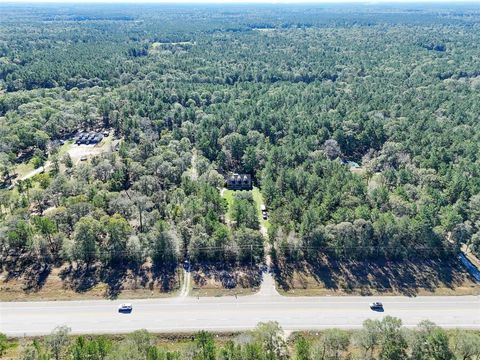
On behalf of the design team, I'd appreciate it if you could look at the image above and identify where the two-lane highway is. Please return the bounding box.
[1,290,479,336]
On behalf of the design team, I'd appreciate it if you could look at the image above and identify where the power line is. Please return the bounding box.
[13,242,455,256]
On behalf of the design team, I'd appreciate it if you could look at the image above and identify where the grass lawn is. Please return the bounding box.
[222,188,235,222]
[13,140,73,179]
[57,140,74,157]
[222,187,271,230]
[252,186,271,231]
[100,135,113,148]
[14,161,34,178]
[191,287,258,297]
[222,186,271,230]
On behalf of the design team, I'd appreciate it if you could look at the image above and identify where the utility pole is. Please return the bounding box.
[250,244,253,267]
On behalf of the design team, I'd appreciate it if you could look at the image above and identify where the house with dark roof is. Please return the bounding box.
[75,132,103,145]
[226,173,252,190]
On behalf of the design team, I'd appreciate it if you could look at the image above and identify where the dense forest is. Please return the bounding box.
[1,4,480,294]
[2,319,480,360]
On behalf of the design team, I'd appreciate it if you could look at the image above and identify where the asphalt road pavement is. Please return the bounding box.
[1,275,479,336]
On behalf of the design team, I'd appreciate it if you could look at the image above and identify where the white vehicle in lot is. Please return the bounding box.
[261,204,268,219]
[118,303,133,312]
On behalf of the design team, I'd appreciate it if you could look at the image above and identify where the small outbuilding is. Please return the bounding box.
[341,159,360,169]
[226,173,252,191]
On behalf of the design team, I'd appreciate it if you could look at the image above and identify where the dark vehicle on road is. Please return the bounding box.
[369,302,383,310]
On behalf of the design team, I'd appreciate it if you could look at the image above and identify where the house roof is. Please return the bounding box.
[227,173,251,181]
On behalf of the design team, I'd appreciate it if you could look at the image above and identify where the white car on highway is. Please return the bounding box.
[369,301,383,310]
[118,303,133,312]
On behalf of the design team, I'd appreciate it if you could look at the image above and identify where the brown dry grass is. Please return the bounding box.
[0,265,181,302]
[191,286,258,297]
[274,257,480,297]
[191,264,262,297]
